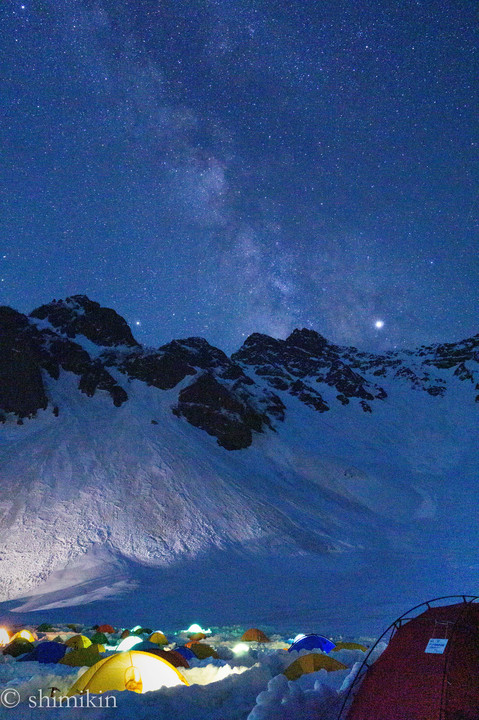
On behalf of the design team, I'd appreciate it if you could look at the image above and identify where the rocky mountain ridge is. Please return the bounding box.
[0,295,478,449]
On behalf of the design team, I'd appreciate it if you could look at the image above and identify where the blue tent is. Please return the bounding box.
[174,646,196,661]
[18,641,67,664]
[288,634,336,654]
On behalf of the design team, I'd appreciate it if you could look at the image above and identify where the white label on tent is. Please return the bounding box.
[425,638,448,654]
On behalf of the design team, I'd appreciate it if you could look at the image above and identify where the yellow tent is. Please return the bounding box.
[67,651,188,696]
[149,631,168,646]
[284,653,347,681]
[241,628,270,642]
[12,629,36,643]
[331,641,368,652]
[65,634,92,650]
[59,644,105,667]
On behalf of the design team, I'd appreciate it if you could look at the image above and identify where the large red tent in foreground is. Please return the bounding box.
[343,596,479,720]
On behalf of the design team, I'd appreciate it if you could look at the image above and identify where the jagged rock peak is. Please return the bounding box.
[285,328,329,353]
[30,295,139,348]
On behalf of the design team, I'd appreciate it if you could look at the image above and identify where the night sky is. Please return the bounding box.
[1,0,477,353]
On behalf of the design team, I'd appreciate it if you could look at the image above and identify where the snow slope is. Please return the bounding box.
[0,298,477,635]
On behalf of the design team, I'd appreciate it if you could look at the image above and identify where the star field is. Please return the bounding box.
[0,0,477,352]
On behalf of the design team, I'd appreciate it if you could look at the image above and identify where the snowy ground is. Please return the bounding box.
[0,624,387,720]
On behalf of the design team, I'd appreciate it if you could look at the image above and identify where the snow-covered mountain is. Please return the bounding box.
[0,296,477,632]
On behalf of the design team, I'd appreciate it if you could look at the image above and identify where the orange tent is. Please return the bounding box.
[241,628,270,642]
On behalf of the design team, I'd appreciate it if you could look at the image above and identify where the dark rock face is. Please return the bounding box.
[232,329,385,413]
[173,372,266,450]
[1,298,477,448]
[0,307,48,418]
[0,305,128,419]
[30,295,139,347]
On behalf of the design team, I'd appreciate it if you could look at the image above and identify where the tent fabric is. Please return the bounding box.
[188,632,206,642]
[144,648,190,669]
[288,634,336,654]
[149,631,168,645]
[132,627,152,636]
[98,624,115,634]
[241,628,270,643]
[59,644,104,667]
[346,600,479,720]
[284,653,347,680]
[189,643,219,660]
[67,650,188,696]
[90,632,108,645]
[12,630,36,643]
[131,640,158,652]
[175,646,196,661]
[3,639,34,658]
[66,635,92,650]
[332,642,368,652]
[18,641,67,664]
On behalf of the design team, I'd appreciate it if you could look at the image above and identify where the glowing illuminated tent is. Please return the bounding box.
[184,624,211,635]
[117,635,144,652]
[67,651,188,696]
[59,644,105,667]
[149,631,168,646]
[284,653,347,680]
[0,628,10,647]
[65,635,92,650]
[12,629,36,643]
[241,628,270,643]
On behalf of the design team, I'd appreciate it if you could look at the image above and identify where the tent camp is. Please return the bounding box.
[284,653,347,681]
[343,596,479,720]
[67,650,188,696]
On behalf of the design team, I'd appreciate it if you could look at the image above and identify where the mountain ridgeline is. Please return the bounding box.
[1,295,478,449]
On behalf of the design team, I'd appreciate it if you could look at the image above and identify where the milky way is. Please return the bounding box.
[0,0,477,352]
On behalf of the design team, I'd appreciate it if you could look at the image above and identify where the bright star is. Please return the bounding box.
[375,320,384,329]
[135,321,141,326]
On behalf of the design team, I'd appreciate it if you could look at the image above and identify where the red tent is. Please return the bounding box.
[345,597,479,720]
[97,624,115,634]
